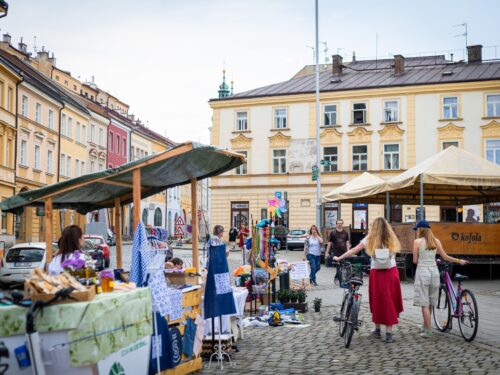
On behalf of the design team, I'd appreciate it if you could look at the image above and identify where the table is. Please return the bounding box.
[204,286,248,338]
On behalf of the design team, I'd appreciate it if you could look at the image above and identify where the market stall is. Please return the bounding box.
[0,142,245,375]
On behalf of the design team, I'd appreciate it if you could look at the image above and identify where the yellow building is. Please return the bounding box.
[0,55,21,245]
[209,46,500,238]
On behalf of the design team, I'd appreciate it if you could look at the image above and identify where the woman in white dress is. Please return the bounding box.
[48,225,86,275]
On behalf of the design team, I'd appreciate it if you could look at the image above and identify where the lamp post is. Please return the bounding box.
[314,0,322,230]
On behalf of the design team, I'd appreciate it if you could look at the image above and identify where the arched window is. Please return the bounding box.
[142,208,148,224]
[154,208,162,226]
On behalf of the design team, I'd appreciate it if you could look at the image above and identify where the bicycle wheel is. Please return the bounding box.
[433,286,451,332]
[338,292,349,337]
[458,289,478,342]
[344,298,360,348]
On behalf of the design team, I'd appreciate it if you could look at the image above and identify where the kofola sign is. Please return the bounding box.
[451,232,482,243]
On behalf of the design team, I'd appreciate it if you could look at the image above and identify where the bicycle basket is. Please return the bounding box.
[339,263,352,288]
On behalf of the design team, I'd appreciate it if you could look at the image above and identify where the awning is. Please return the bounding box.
[1,142,245,214]
[323,172,385,202]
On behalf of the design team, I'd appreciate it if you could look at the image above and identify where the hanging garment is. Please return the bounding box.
[130,221,148,287]
[150,270,170,317]
[193,313,205,357]
[204,244,236,319]
[149,312,175,375]
[182,317,196,358]
[166,288,183,321]
[170,326,183,367]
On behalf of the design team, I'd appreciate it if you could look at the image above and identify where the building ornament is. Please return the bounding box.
[320,127,343,145]
[437,122,465,139]
[480,120,500,137]
[230,133,253,149]
[378,123,405,141]
[347,126,373,143]
[268,131,291,147]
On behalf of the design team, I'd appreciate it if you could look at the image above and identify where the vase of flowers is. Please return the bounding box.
[62,251,96,279]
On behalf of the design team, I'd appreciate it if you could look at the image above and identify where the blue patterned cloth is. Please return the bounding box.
[130,221,148,287]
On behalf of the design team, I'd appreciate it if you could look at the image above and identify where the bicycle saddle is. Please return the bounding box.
[350,277,363,286]
[454,273,469,281]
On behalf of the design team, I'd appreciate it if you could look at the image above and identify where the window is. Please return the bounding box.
[487,94,500,117]
[76,122,81,142]
[6,139,11,166]
[442,141,458,150]
[7,87,13,112]
[235,150,248,175]
[142,208,148,224]
[61,114,67,136]
[352,103,367,124]
[123,139,126,156]
[116,135,120,154]
[352,145,368,171]
[154,208,162,226]
[383,144,400,170]
[0,81,3,108]
[34,145,40,169]
[324,104,337,126]
[274,108,287,129]
[35,103,41,123]
[272,149,287,173]
[443,97,458,119]
[21,95,28,117]
[90,124,95,143]
[90,161,95,173]
[323,146,338,172]
[81,161,85,176]
[383,100,398,122]
[20,140,27,166]
[82,125,86,143]
[66,156,71,177]
[60,154,66,175]
[131,146,135,161]
[99,128,103,146]
[67,117,73,138]
[47,150,53,173]
[236,111,248,131]
[48,110,54,130]
[99,163,103,171]
[109,131,114,151]
[486,139,500,165]
[75,159,80,176]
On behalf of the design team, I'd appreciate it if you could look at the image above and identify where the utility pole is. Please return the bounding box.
[314,0,322,231]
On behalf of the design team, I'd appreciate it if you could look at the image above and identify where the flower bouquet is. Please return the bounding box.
[62,251,96,279]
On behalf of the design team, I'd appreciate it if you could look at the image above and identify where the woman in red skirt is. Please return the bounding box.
[334,217,403,343]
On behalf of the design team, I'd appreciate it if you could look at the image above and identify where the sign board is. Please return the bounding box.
[289,261,309,280]
[97,335,150,375]
[175,216,185,226]
[175,226,185,236]
[274,192,282,200]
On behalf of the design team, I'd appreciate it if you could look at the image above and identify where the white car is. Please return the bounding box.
[286,229,308,250]
[0,242,57,286]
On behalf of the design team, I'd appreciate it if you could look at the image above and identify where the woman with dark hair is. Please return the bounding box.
[304,225,323,286]
[48,225,85,275]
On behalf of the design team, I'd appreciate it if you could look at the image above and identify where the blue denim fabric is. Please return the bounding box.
[307,253,321,283]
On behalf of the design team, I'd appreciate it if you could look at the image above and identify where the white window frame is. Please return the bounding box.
[272,149,287,174]
[20,140,27,166]
[487,94,500,117]
[99,128,104,146]
[274,108,287,129]
[81,161,85,176]
[236,112,248,131]
[48,110,54,130]
[61,114,67,136]
[34,144,41,170]
[67,117,73,138]
[109,132,114,151]
[383,100,398,122]
[35,103,42,124]
[7,87,13,112]
[90,161,95,173]
[324,104,337,126]
[383,144,400,170]
[235,150,248,175]
[485,139,500,165]
[352,102,367,124]
[443,96,458,119]
[60,154,66,176]
[66,156,71,177]
[99,163,103,171]
[76,122,81,143]
[352,145,368,171]
[323,146,338,172]
[21,96,28,117]
[47,150,53,174]
[82,124,86,143]
[91,124,95,143]
[75,159,80,177]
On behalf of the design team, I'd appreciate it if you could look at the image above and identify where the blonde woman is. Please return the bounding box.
[304,225,323,286]
[334,217,403,343]
[413,220,468,338]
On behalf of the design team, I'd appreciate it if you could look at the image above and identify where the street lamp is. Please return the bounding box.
[0,1,8,18]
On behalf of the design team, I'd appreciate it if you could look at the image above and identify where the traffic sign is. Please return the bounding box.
[312,165,319,181]
[320,160,331,166]
[175,226,185,236]
[175,216,185,226]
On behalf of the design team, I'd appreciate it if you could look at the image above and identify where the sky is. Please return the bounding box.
[2,0,499,144]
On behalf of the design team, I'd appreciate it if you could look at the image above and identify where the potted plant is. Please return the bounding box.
[278,289,290,304]
[289,290,298,303]
[297,289,307,303]
[313,297,322,312]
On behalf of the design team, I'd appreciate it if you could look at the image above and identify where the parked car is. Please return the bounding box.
[0,242,58,287]
[106,229,116,246]
[84,235,110,268]
[286,229,308,250]
[82,240,106,271]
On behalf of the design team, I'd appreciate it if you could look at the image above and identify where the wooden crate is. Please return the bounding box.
[161,357,202,375]
[24,283,96,304]
[166,273,201,286]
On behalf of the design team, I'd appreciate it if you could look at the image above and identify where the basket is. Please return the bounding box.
[338,263,352,289]
[25,282,96,304]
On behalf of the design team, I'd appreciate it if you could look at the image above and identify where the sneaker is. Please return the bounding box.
[371,329,381,339]
[384,333,395,343]
[418,325,424,333]
[313,281,318,286]
[420,330,433,338]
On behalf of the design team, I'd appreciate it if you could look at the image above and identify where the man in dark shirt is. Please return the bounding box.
[325,219,350,283]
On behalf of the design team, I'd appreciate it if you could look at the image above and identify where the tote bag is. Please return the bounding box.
[373,248,392,269]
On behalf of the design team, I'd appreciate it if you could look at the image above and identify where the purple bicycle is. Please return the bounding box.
[433,260,478,342]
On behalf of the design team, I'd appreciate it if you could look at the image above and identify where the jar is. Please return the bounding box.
[100,270,115,293]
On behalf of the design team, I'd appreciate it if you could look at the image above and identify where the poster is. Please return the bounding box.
[289,261,309,280]
[325,210,338,228]
[463,205,482,222]
[97,336,150,375]
[353,210,367,230]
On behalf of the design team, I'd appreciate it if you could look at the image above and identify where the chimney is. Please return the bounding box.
[332,54,343,75]
[394,54,405,75]
[352,51,356,63]
[128,114,135,122]
[467,45,482,63]
[48,52,56,66]
[37,47,49,61]
[18,37,27,53]
[2,33,11,44]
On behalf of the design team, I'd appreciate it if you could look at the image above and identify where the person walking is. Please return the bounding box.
[334,217,403,343]
[304,225,323,286]
[228,226,239,250]
[325,219,350,283]
[238,223,250,251]
[413,220,468,338]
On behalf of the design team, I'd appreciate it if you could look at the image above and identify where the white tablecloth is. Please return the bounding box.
[204,286,248,336]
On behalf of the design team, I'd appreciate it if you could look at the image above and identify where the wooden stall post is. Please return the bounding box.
[191,178,199,272]
[114,197,123,269]
[133,169,141,232]
[44,198,53,263]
